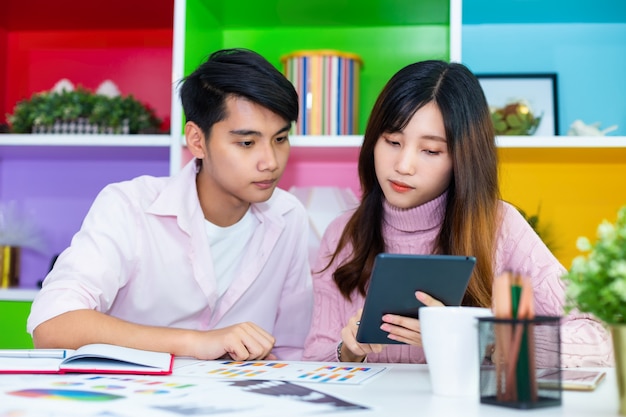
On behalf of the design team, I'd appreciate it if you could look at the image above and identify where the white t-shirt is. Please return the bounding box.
[205,209,258,297]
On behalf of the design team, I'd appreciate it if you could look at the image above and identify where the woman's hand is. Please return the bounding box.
[339,309,384,362]
[380,291,444,346]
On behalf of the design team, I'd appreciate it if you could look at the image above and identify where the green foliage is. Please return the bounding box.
[491,101,542,136]
[563,205,626,324]
[6,88,162,134]
[517,206,559,253]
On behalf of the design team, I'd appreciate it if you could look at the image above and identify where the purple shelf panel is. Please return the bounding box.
[1,146,170,288]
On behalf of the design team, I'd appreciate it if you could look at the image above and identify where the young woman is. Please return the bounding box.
[302,60,613,366]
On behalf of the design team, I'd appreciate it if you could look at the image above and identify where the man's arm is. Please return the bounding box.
[33,309,276,360]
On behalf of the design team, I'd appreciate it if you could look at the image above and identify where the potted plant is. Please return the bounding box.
[516,205,559,253]
[563,205,626,415]
[491,100,542,136]
[6,88,162,134]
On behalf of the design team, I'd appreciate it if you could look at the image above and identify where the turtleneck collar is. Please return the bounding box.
[382,192,447,233]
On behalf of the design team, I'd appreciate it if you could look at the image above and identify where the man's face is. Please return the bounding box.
[193,96,291,226]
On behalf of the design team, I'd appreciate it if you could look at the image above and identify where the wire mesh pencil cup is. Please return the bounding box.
[478,316,562,409]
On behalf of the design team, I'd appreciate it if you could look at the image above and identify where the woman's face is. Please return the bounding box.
[374,101,453,209]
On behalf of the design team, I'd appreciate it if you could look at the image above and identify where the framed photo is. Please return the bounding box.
[477,73,559,136]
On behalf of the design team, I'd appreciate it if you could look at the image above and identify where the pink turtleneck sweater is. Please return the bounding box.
[302,193,613,367]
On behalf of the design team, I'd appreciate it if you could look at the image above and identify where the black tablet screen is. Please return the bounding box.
[355,253,476,344]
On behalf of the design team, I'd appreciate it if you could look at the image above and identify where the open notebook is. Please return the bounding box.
[0,343,174,375]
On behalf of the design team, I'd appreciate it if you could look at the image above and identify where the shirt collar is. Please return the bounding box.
[146,158,290,233]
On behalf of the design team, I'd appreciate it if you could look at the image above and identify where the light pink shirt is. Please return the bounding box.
[302,193,613,366]
[28,160,313,360]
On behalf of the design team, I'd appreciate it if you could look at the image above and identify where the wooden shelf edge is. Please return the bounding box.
[0,134,173,147]
[0,288,39,302]
[290,135,626,149]
[496,135,626,148]
[4,134,623,150]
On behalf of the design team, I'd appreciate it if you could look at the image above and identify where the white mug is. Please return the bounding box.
[420,306,493,398]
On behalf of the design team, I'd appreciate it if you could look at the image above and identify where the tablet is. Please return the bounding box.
[537,369,606,391]
[355,253,476,344]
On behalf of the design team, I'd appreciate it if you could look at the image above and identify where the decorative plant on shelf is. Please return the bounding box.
[516,205,558,254]
[563,205,626,416]
[491,100,542,136]
[6,87,162,134]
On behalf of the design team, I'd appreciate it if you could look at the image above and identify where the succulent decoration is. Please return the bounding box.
[6,87,162,134]
[491,101,542,136]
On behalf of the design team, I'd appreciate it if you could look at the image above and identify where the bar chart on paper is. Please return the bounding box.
[174,361,388,385]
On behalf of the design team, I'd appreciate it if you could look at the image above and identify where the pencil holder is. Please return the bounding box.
[281,50,362,135]
[477,316,562,409]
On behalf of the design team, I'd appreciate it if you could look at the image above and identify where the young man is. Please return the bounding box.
[27,48,312,361]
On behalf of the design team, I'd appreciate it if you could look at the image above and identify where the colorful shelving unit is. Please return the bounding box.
[0,0,459,346]
[1,0,625,346]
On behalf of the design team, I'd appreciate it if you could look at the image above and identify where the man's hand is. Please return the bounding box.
[193,322,276,360]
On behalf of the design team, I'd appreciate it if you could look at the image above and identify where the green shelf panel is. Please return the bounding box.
[184,0,451,134]
[0,300,34,349]
[198,0,449,28]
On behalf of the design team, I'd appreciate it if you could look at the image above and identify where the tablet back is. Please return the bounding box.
[356,253,476,344]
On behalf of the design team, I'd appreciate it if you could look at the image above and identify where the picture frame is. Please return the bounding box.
[477,73,559,136]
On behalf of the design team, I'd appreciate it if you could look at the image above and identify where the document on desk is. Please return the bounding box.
[0,373,369,416]
[174,360,388,385]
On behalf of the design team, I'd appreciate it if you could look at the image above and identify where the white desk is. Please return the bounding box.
[0,359,619,416]
[293,363,619,417]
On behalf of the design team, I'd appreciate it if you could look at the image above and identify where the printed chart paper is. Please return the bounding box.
[175,360,388,385]
[0,373,368,417]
